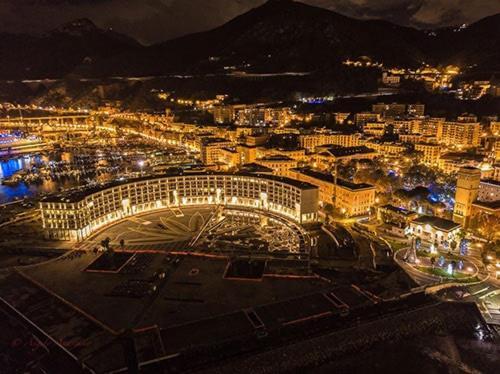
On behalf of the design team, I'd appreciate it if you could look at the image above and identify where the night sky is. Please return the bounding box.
[1,0,499,45]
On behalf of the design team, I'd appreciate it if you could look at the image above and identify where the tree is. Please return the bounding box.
[473,214,500,242]
[450,239,458,252]
[120,239,125,250]
[101,237,111,251]
[430,257,436,268]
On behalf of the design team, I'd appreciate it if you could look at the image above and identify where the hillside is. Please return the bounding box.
[0,0,498,80]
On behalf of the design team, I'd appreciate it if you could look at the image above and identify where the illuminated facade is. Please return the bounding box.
[365,141,407,156]
[254,155,298,176]
[438,121,481,148]
[200,138,234,164]
[40,173,319,241]
[478,179,500,202]
[299,132,361,151]
[408,216,462,245]
[414,143,441,166]
[287,168,376,217]
[453,167,481,226]
[363,122,386,137]
[313,146,377,169]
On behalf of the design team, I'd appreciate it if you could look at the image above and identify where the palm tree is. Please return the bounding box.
[430,257,436,268]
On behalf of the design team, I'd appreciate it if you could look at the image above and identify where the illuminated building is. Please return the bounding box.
[218,147,240,169]
[313,146,377,169]
[256,147,306,162]
[491,122,500,136]
[363,122,386,137]
[236,107,266,126]
[0,134,46,156]
[371,103,406,117]
[388,118,420,134]
[254,155,297,176]
[364,141,407,156]
[414,143,441,166]
[493,165,500,182]
[354,112,382,126]
[378,205,418,226]
[453,167,481,226]
[378,205,419,237]
[407,104,425,117]
[40,173,319,241]
[437,121,481,148]
[245,134,269,146]
[213,105,236,124]
[299,132,361,152]
[490,78,500,97]
[399,134,436,144]
[412,117,444,136]
[237,144,257,165]
[478,179,500,201]
[457,113,478,123]
[200,137,234,165]
[288,168,376,217]
[381,73,401,86]
[408,216,462,245]
[334,112,350,124]
[264,107,292,127]
[438,153,484,174]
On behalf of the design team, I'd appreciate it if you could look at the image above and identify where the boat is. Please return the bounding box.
[2,174,22,186]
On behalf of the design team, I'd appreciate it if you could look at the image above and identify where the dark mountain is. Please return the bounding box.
[426,13,500,71]
[0,18,140,79]
[93,0,500,77]
[94,0,429,77]
[0,0,499,80]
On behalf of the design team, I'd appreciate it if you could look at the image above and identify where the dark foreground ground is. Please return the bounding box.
[0,250,497,373]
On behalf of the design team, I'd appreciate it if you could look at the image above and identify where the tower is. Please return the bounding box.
[453,167,481,227]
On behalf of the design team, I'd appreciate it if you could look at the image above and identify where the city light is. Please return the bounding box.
[0,3,498,371]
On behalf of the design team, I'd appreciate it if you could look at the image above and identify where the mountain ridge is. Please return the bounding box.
[0,0,499,79]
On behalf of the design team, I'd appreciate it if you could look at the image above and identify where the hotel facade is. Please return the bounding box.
[287,168,376,217]
[40,173,319,241]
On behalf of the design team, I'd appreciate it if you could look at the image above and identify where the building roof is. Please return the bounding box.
[480,179,500,187]
[240,163,274,173]
[258,155,294,161]
[472,200,500,211]
[411,215,461,232]
[380,204,417,217]
[320,146,376,158]
[201,137,231,146]
[290,167,375,191]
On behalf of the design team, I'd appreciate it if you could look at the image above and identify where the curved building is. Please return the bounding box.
[40,172,319,241]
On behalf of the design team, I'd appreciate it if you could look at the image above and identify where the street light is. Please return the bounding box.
[138,160,145,175]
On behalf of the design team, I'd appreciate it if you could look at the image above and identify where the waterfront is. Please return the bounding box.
[0,155,77,204]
